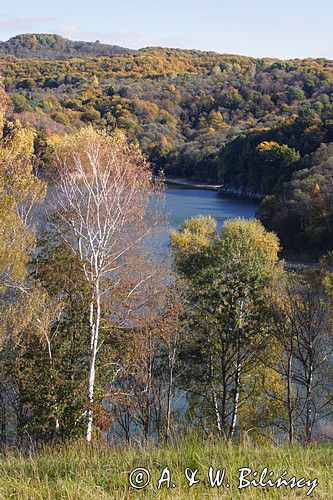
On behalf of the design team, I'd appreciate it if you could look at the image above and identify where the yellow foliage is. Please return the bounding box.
[170,215,216,257]
[257,141,278,152]
[0,120,46,286]
[312,182,320,194]
[222,218,280,264]
[48,125,140,166]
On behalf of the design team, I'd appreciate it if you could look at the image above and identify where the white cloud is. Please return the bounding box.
[0,14,57,32]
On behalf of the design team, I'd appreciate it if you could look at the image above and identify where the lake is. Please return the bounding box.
[165,186,258,228]
[158,186,259,249]
[42,184,259,251]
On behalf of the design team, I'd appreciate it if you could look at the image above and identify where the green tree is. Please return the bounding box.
[256,141,300,193]
[170,216,282,438]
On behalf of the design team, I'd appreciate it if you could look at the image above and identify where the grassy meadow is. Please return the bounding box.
[0,437,331,499]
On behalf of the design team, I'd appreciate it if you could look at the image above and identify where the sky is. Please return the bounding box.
[0,0,332,59]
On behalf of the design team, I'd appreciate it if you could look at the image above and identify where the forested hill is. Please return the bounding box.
[0,34,130,58]
[1,36,331,175]
[1,33,332,255]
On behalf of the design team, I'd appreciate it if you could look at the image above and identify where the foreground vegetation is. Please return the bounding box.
[0,437,332,498]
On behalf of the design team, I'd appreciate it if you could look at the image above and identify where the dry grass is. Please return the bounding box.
[0,436,331,498]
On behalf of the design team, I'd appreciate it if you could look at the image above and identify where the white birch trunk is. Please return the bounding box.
[229,360,241,439]
[213,390,222,433]
[86,283,101,443]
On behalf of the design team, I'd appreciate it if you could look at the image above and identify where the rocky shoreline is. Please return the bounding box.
[217,184,264,201]
[165,178,221,191]
[165,178,264,200]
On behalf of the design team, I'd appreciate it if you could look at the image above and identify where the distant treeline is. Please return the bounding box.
[0,33,130,58]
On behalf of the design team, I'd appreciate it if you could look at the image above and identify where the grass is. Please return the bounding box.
[0,436,331,499]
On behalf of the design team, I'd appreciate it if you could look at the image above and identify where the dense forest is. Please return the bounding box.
[1,34,332,256]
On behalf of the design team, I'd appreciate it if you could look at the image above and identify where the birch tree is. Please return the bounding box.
[51,126,163,443]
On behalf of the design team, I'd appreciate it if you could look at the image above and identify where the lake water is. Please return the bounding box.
[165,187,258,229]
[158,187,259,249]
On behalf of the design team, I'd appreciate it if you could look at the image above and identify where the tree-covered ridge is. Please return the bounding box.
[1,35,332,255]
[1,37,332,182]
[215,115,332,191]
[0,34,130,59]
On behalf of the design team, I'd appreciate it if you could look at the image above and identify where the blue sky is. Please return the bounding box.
[1,0,332,59]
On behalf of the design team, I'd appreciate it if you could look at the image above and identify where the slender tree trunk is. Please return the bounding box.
[123,411,130,444]
[304,362,313,444]
[220,363,227,434]
[208,349,222,435]
[212,390,222,433]
[165,348,174,444]
[0,392,6,446]
[155,383,162,444]
[286,350,294,444]
[87,282,101,444]
[229,300,244,440]
[44,333,60,437]
[229,356,241,439]
[144,338,152,443]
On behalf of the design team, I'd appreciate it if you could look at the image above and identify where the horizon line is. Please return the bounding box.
[1,32,331,62]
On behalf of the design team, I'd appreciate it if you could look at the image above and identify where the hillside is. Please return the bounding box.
[1,33,332,255]
[1,37,331,176]
[1,35,332,185]
[0,34,130,59]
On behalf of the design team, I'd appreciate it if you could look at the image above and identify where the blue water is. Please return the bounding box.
[155,187,259,250]
[165,187,258,230]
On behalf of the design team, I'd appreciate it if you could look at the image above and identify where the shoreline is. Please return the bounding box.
[165,177,221,191]
[165,178,264,200]
[165,179,318,269]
